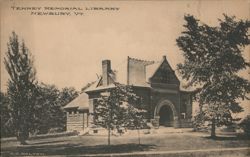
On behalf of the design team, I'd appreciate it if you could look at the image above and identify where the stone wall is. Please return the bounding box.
[132,87,152,120]
[180,92,193,120]
[86,85,193,129]
[66,110,89,132]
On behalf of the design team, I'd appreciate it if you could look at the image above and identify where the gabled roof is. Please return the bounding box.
[84,56,195,93]
[146,56,194,92]
[85,80,116,92]
[85,72,118,92]
[63,92,89,110]
[146,61,162,82]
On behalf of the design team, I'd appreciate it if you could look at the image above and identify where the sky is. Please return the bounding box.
[1,0,249,115]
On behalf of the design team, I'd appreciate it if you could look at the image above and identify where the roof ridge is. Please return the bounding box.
[128,56,155,66]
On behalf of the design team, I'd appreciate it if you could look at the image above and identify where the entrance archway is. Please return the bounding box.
[159,105,173,126]
[154,99,178,127]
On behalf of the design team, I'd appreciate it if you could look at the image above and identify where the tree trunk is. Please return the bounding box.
[211,119,216,138]
[137,129,140,145]
[17,130,28,145]
[108,127,111,145]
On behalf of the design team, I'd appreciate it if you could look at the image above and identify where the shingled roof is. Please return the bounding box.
[63,92,89,110]
[85,56,194,92]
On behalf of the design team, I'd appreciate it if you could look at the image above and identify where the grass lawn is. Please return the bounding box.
[1,130,249,156]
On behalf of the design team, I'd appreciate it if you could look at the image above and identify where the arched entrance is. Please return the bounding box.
[159,105,173,127]
[154,99,178,127]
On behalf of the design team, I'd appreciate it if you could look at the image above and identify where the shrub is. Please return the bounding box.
[239,115,250,136]
[48,127,65,134]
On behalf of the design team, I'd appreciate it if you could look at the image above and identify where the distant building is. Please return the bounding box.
[64,56,193,132]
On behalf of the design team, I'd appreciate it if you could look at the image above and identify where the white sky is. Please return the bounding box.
[1,0,249,115]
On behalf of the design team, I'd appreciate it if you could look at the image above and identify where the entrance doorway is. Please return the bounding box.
[159,105,173,127]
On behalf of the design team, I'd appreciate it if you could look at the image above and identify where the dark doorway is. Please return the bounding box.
[159,105,173,127]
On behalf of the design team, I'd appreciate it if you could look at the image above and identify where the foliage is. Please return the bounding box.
[4,32,38,144]
[1,83,79,137]
[2,32,79,139]
[239,115,250,136]
[0,91,15,137]
[176,14,250,137]
[60,87,79,107]
[32,84,60,134]
[33,84,79,134]
[55,86,79,132]
[93,83,147,145]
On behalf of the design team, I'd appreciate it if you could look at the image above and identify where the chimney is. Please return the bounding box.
[102,60,111,86]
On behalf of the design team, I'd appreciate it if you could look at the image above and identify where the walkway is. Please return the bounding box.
[79,147,249,157]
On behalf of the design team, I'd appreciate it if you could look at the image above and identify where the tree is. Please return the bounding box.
[4,32,38,144]
[0,91,15,137]
[56,87,79,132]
[124,99,147,145]
[59,87,79,107]
[93,83,147,145]
[239,115,250,136]
[32,84,60,134]
[33,84,79,134]
[176,14,250,138]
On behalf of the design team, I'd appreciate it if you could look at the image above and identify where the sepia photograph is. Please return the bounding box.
[0,0,249,156]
